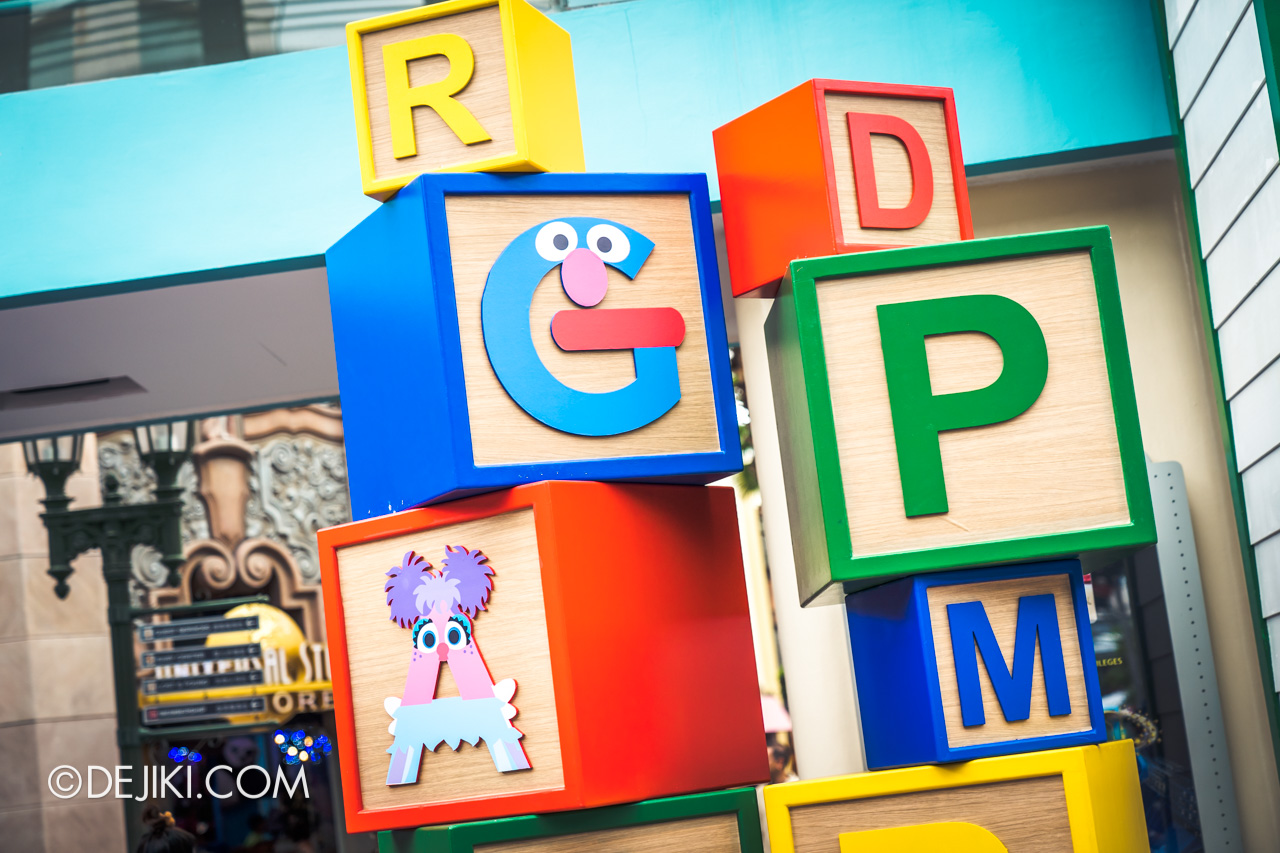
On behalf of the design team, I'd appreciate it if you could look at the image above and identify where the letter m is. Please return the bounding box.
[946,593,1071,727]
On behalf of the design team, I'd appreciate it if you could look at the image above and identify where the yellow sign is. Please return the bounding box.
[140,603,333,725]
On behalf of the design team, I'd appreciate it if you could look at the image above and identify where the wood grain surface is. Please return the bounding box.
[475,814,741,853]
[448,193,721,465]
[815,250,1130,558]
[824,93,961,247]
[928,574,1092,747]
[789,776,1071,852]
[362,5,516,183]
[334,508,564,809]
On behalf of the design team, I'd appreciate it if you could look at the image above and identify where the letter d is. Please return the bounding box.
[87,766,113,798]
[847,112,934,229]
[878,294,1048,517]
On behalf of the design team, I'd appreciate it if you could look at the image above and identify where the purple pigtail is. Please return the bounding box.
[386,551,431,628]
[441,546,494,618]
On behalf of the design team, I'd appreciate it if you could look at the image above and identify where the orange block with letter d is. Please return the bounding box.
[713,79,973,297]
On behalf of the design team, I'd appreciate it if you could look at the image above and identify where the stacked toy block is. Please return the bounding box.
[377,789,763,853]
[715,82,1156,849]
[319,0,766,847]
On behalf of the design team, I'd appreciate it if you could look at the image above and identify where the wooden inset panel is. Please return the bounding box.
[475,814,740,853]
[334,508,564,808]
[816,250,1130,558]
[927,574,1091,748]
[788,776,1070,852]
[448,193,720,465]
[824,93,961,247]
[361,5,517,184]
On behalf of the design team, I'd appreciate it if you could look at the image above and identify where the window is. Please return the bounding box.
[0,0,430,91]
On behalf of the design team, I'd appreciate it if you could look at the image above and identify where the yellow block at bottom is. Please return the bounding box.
[840,822,1009,852]
[764,741,1146,852]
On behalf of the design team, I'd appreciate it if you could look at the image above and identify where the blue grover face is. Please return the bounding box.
[525,217,654,280]
[480,217,682,437]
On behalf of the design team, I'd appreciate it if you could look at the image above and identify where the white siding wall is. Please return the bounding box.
[1166,0,1280,696]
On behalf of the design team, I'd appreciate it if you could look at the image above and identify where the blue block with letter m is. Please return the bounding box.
[845,559,1104,769]
[325,173,741,518]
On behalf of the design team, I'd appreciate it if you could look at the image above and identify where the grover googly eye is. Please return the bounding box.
[535,221,577,262]
[585,224,629,264]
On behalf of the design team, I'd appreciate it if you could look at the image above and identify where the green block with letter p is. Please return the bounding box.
[765,228,1155,606]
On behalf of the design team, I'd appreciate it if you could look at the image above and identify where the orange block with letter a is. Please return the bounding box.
[318,481,767,832]
[713,79,973,297]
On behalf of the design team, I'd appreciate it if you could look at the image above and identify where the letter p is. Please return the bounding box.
[877,294,1048,517]
[840,822,1008,852]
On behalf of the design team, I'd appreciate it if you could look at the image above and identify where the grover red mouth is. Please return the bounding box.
[551,307,686,352]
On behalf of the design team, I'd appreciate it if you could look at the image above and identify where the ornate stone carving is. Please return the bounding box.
[193,436,255,547]
[100,415,349,591]
[245,435,349,585]
[185,540,239,592]
[152,537,326,640]
[97,432,209,591]
[136,406,348,638]
[130,544,166,581]
[97,435,154,505]
[241,403,344,443]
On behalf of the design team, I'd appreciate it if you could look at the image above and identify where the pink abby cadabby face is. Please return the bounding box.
[411,609,472,661]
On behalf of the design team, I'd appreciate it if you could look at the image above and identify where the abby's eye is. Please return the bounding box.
[446,614,471,649]
[535,221,577,262]
[413,618,437,653]
[585,224,629,263]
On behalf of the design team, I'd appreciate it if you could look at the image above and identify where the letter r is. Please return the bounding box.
[383,33,493,158]
[877,294,1048,517]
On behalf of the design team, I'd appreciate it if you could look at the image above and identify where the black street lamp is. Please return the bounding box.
[24,421,194,853]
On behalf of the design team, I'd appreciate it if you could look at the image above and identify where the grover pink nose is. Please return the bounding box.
[561,247,608,307]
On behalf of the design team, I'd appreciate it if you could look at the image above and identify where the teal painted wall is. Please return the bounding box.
[565,0,1170,177]
[0,0,1170,304]
[0,49,377,304]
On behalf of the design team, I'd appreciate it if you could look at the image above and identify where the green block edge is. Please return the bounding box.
[778,226,1158,604]
[376,787,763,852]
